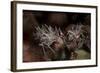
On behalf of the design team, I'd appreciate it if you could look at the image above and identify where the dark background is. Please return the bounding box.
[23,10,91,62]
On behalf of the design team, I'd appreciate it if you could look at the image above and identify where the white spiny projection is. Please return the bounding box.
[34,24,65,57]
[66,24,85,50]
